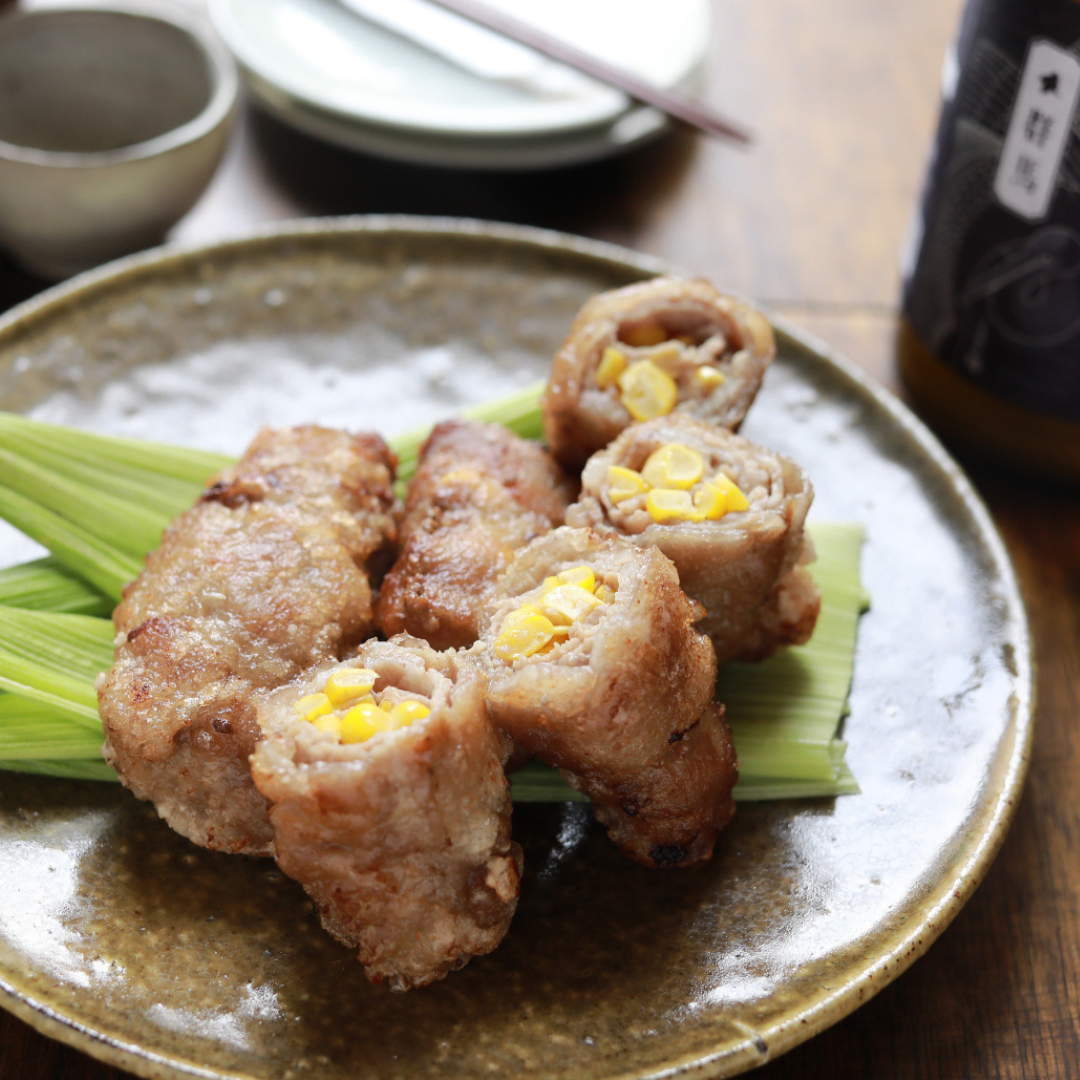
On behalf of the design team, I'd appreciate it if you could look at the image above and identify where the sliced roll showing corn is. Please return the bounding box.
[374,420,574,650]
[252,638,520,992]
[477,526,738,870]
[541,277,775,470]
[567,416,820,667]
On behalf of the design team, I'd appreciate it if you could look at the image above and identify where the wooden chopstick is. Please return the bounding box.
[423,0,752,145]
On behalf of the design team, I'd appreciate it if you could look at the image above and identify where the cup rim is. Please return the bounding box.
[0,2,239,169]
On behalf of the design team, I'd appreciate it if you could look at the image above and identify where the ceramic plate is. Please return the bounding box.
[242,69,671,171]
[208,0,708,138]
[0,219,1032,1080]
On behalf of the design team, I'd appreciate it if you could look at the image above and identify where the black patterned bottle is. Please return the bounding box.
[900,0,1080,479]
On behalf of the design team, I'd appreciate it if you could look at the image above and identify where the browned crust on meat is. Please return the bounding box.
[478,527,737,869]
[374,421,574,650]
[98,426,397,855]
[542,277,775,470]
[252,642,519,990]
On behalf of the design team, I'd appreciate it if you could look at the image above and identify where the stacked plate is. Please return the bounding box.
[208,0,711,169]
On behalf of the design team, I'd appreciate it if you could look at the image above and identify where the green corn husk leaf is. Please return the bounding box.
[0,606,114,726]
[0,412,231,486]
[0,558,112,616]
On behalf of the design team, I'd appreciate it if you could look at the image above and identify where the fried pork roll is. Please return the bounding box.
[478,527,738,869]
[374,420,575,650]
[542,277,775,470]
[97,427,397,855]
[252,639,521,991]
[566,416,820,666]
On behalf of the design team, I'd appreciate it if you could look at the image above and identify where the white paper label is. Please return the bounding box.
[993,39,1080,221]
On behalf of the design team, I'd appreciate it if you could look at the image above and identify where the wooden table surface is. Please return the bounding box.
[2,1,1078,1077]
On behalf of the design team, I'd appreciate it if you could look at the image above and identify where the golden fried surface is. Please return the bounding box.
[374,420,575,650]
[252,641,520,991]
[542,277,775,470]
[98,426,397,855]
[478,527,738,869]
[567,416,820,666]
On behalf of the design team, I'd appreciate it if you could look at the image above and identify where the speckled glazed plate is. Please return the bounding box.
[0,219,1032,1080]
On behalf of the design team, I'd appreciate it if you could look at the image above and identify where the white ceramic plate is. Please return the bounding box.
[243,65,672,169]
[209,0,709,139]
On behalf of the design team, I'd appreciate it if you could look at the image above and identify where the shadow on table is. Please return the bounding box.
[246,103,699,242]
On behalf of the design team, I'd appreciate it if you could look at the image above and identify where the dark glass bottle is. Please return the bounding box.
[900,0,1080,480]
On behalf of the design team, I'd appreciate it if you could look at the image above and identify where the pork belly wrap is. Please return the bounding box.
[542,277,775,470]
[97,426,397,855]
[566,416,820,666]
[251,639,520,991]
[375,420,574,650]
[477,526,737,869]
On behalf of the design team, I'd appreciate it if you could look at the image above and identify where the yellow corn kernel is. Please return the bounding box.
[710,471,750,511]
[324,667,378,706]
[341,701,390,743]
[311,714,343,737]
[386,700,431,729]
[556,565,596,592]
[606,465,648,504]
[594,582,616,604]
[618,360,678,421]
[494,607,556,661]
[380,697,394,711]
[641,443,705,490]
[646,488,703,523]
[694,365,726,389]
[294,692,332,721]
[692,482,729,520]
[621,322,668,347]
[540,583,602,626]
[595,346,628,388]
[539,575,560,596]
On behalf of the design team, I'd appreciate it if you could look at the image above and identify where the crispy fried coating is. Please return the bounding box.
[477,527,737,869]
[252,640,520,991]
[542,277,775,470]
[374,420,575,650]
[97,426,397,855]
[567,416,820,666]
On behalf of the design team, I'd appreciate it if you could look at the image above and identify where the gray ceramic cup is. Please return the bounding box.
[0,3,238,279]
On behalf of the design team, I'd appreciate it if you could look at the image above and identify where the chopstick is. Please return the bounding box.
[423,0,752,145]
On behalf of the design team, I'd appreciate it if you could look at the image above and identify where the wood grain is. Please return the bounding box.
[4,0,1079,1077]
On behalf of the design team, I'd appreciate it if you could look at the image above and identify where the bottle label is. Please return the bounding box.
[904,0,1080,423]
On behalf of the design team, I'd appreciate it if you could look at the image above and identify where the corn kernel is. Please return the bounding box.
[641,443,705,490]
[386,700,431,729]
[618,360,678,421]
[341,701,389,743]
[380,697,394,711]
[594,583,616,604]
[311,714,343,737]
[621,321,668,347]
[539,575,560,596]
[694,365,726,389]
[646,488,703,523]
[494,607,556,661]
[324,667,378,706]
[710,471,750,511]
[540,583,602,625]
[294,692,332,721]
[556,565,596,592]
[607,465,648,504]
[595,346,628,388]
[692,482,729,520]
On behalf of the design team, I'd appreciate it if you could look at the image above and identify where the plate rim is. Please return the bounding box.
[0,215,1035,1080]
